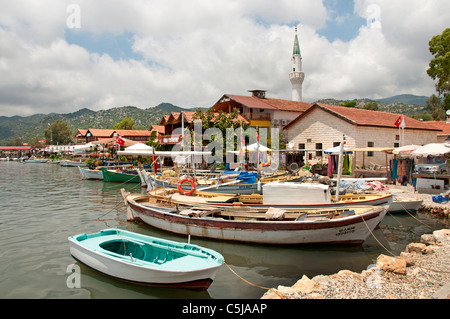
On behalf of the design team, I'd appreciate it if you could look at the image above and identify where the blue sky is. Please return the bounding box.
[318,0,366,42]
[0,0,449,116]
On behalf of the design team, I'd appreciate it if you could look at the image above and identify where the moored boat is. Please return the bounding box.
[68,228,224,290]
[142,169,302,194]
[23,158,48,163]
[60,160,87,167]
[146,182,393,210]
[78,166,103,180]
[123,192,388,245]
[102,167,141,183]
[389,197,423,213]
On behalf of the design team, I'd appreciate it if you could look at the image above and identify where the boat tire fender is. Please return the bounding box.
[178,178,196,196]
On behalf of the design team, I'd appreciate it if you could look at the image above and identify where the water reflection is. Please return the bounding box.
[0,162,448,299]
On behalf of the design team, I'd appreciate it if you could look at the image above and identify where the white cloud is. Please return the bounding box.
[0,0,448,116]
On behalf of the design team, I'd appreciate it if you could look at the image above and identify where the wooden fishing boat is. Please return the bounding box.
[389,197,423,213]
[78,166,103,180]
[68,228,224,290]
[143,170,303,194]
[60,160,87,167]
[23,158,48,163]
[122,192,388,245]
[145,182,393,210]
[101,167,141,183]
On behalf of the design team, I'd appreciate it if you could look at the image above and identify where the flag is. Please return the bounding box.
[394,116,402,127]
[399,116,406,129]
[239,133,245,163]
[152,147,159,174]
[116,136,125,146]
[256,130,260,142]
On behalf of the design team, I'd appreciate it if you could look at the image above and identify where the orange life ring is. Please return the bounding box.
[177,178,196,195]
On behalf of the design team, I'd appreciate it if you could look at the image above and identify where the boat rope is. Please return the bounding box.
[223,261,286,299]
[398,201,433,230]
[83,182,141,225]
[360,214,396,257]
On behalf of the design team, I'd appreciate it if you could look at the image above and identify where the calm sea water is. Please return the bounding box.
[0,161,448,299]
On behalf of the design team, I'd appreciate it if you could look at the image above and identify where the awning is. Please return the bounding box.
[324,146,352,155]
[411,143,450,157]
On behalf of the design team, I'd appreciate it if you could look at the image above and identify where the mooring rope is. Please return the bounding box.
[223,261,286,299]
[361,214,396,257]
[399,201,434,230]
[83,175,142,224]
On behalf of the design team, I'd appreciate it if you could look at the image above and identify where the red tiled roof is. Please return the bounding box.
[428,121,450,135]
[0,146,31,150]
[150,125,165,134]
[115,129,152,137]
[285,103,441,131]
[222,94,313,112]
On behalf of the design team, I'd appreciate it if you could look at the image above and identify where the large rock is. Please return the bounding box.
[406,243,427,254]
[292,275,322,294]
[376,254,407,275]
[420,234,437,245]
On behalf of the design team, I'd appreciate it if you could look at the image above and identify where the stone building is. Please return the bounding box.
[283,103,441,167]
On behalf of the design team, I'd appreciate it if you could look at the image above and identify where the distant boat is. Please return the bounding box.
[23,158,48,163]
[101,167,141,183]
[78,166,103,180]
[68,228,224,290]
[123,192,388,245]
[389,197,423,213]
[60,160,87,167]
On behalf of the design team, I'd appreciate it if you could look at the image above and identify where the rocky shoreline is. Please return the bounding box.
[262,229,450,299]
[261,184,450,299]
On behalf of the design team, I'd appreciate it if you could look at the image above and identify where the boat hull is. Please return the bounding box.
[60,160,87,167]
[389,198,423,213]
[126,198,388,245]
[147,173,260,194]
[102,167,140,183]
[78,167,103,180]
[68,229,223,290]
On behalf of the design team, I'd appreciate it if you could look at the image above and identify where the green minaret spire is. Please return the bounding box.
[293,25,301,56]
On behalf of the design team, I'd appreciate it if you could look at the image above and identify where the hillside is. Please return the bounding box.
[0,103,190,145]
[316,95,429,116]
[0,94,432,145]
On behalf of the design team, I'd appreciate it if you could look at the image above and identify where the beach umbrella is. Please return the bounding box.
[392,144,421,155]
[411,143,450,157]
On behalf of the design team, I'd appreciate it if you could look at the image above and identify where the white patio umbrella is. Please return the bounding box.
[117,143,154,156]
[411,143,450,157]
[392,144,421,155]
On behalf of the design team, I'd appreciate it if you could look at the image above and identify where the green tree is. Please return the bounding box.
[427,94,446,120]
[340,101,357,108]
[427,28,450,118]
[146,130,159,149]
[113,117,135,130]
[363,102,379,110]
[45,121,73,145]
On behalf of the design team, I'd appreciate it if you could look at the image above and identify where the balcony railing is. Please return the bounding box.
[158,135,182,144]
[249,113,271,121]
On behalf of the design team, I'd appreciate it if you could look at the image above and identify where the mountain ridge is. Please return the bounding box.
[0,95,431,145]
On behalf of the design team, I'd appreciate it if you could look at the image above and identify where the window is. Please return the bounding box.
[333,142,340,147]
[367,142,374,157]
[298,143,305,157]
[395,135,400,140]
[394,143,400,148]
[316,143,323,157]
